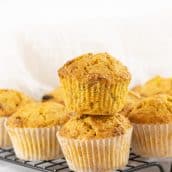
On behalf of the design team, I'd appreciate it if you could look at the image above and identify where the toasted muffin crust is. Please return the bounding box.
[58,53,131,83]
[7,102,69,128]
[139,76,172,97]
[0,89,32,117]
[42,86,65,105]
[121,91,141,116]
[128,94,172,124]
[59,114,132,139]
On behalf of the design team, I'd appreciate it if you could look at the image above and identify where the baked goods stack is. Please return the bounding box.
[1,52,171,171]
[56,53,133,172]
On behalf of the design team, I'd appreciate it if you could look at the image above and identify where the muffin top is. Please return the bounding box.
[7,102,69,128]
[59,114,132,139]
[58,53,131,83]
[42,86,65,105]
[128,94,172,124]
[140,76,172,97]
[121,91,141,116]
[0,89,32,117]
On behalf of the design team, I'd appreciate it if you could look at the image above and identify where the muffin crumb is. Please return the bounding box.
[7,102,69,128]
[128,94,172,124]
[0,89,32,117]
[60,114,132,139]
[140,76,172,97]
[58,53,131,83]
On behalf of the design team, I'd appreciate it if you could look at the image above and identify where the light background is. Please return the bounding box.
[0,0,172,99]
[0,0,172,171]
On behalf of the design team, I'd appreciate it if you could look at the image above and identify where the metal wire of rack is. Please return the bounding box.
[0,148,166,172]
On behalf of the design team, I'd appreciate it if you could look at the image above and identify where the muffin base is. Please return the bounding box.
[0,117,12,148]
[6,125,62,161]
[57,128,132,172]
[62,78,129,115]
[132,123,172,158]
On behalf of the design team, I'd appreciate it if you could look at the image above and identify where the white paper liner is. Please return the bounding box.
[6,124,62,161]
[57,128,132,172]
[0,117,12,148]
[132,123,172,158]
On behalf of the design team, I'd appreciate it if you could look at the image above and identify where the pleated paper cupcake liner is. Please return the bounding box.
[6,124,62,161]
[132,123,172,158]
[57,128,132,172]
[61,77,129,115]
[0,117,12,148]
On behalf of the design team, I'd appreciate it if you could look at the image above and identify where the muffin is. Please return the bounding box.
[0,89,32,148]
[42,86,65,105]
[139,75,172,97]
[128,94,172,158]
[58,53,131,115]
[57,114,133,172]
[121,90,141,117]
[6,102,69,160]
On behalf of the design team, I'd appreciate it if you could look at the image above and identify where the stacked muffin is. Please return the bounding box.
[57,53,133,172]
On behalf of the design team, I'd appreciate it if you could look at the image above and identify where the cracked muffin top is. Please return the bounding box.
[128,94,172,124]
[139,76,172,97]
[7,102,69,128]
[42,86,65,105]
[0,89,32,117]
[58,53,131,83]
[59,114,132,139]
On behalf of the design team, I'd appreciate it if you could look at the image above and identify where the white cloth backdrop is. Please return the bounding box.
[1,16,172,99]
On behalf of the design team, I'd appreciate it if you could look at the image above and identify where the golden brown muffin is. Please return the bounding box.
[58,114,133,171]
[0,89,32,148]
[42,86,65,105]
[129,94,172,158]
[59,114,132,139]
[59,53,131,82]
[0,89,32,117]
[6,101,69,160]
[58,52,131,115]
[128,94,172,124]
[7,102,69,128]
[121,90,141,117]
[139,76,172,97]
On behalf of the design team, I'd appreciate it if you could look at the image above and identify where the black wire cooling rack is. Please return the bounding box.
[0,148,166,172]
